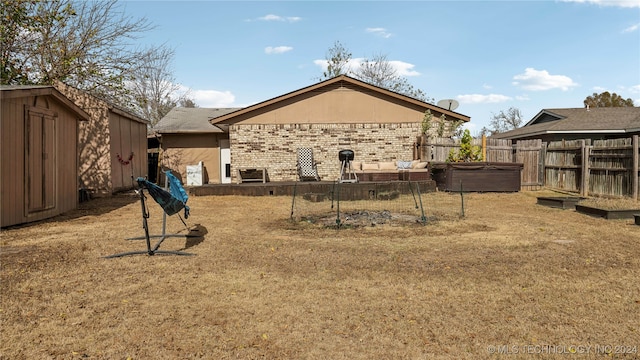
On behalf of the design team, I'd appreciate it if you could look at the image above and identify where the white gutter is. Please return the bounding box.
[546,130,626,134]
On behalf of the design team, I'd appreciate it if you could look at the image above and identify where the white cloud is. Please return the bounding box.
[483,84,493,90]
[512,68,578,91]
[628,84,640,93]
[515,95,530,101]
[254,14,302,22]
[313,58,419,77]
[265,46,293,54]
[366,27,392,38]
[623,23,640,33]
[176,85,236,108]
[457,94,512,104]
[560,0,640,8]
[592,86,608,92]
[388,60,420,76]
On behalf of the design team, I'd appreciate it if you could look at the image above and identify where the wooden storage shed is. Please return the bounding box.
[1,86,90,227]
[56,82,149,196]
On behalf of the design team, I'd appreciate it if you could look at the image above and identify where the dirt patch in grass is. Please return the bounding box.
[1,190,639,359]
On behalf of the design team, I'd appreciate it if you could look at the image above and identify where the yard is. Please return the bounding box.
[1,190,639,359]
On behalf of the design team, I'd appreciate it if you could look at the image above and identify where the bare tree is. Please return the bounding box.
[129,46,195,127]
[487,107,523,135]
[179,98,198,108]
[318,42,432,103]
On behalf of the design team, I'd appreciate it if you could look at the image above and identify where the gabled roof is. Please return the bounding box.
[153,107,241,134]
[1,85,90,121]
[492,107,640,139]
[210,74,470,125]
[52,81,149,125]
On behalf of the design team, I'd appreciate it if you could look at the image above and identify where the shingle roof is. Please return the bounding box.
[153,107,242,134]
[492,107,640,139]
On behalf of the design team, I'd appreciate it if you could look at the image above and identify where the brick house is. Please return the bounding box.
[151,107,241,184]
[155,75,470,183]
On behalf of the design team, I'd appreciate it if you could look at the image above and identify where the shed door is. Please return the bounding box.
[26,109,56,213]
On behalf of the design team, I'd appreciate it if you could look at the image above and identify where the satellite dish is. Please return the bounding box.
[437,99,459,111]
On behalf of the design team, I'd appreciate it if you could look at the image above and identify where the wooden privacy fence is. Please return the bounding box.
[545,136,639,199]
[420,135,639,199]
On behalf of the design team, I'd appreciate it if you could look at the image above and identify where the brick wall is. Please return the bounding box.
[230,122,440,182]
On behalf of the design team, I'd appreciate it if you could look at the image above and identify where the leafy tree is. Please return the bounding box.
[318,42,432,103]
[1,0,40,84]
[421,109,433,135]
[1,0,184,119]
[487,107,523,135]
[583,91,635,108]
[319,40,352,80]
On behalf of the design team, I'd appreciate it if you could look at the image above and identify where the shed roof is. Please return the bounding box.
[153,107,241,134]
[1,85,91,121]
[492,107,640,139]
[51,82,149,125]
[210,74,471,125]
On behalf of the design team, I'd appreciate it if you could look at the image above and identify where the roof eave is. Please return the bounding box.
[109,106,149,125]
[1,86,91,121]
[211,75,471,125]
[547,129,627,134]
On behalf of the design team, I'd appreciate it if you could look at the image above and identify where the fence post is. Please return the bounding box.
[482,134,487,161]
[580,141,591,197]
[634,135,639,201]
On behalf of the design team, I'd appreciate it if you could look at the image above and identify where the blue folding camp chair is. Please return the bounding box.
[105,170,199,258]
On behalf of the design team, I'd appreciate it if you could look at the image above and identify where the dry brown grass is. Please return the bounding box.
[1,190,639,359]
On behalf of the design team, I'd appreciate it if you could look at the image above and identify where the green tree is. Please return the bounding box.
[1,0,40,84]
[421,109,433,135]
[318,40,352,80]
[583,91,635,108]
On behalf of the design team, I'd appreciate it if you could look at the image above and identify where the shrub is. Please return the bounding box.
[447,129,482,162]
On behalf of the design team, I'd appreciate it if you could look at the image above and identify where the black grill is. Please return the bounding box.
[339,149,354,162]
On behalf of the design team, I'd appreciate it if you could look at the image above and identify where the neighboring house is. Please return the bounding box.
[1,85,90,227]
[211,75,471,182]
[492,107,640,142]
[152,107,241,184]
[55,82,149,196]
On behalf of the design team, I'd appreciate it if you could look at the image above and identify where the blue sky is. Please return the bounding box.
[123,0,640,133]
